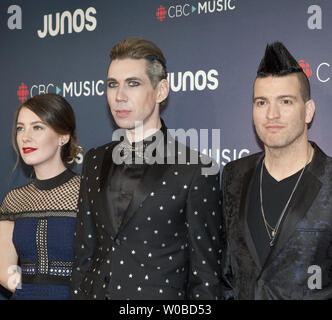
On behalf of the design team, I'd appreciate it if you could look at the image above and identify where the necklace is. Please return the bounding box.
[118,140,148,160]
[259,145,312,247]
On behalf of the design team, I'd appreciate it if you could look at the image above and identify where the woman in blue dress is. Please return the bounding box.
[0,93,81,299]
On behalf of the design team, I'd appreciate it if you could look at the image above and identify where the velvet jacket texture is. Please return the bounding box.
[221,142,332,300]
[70,129,222,300]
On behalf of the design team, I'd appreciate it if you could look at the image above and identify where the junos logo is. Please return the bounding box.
[168,69,219,92]
[37,7,97,38]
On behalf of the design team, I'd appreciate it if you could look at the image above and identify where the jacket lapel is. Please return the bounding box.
[238,154,264,270]
[99,142,118,190]
[99,142,119,237]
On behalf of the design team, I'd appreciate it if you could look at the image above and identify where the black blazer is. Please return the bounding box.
[71,135,222,300]
[221,142,332,299]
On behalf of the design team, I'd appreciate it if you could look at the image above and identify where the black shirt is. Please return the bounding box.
[106,122,168,234]
[247,160,303,265]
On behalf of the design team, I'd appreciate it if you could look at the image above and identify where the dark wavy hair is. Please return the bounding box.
[12,93,81,170]
[256,42,310,102]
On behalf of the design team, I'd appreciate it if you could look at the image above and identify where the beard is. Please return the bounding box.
[255,124,307,150]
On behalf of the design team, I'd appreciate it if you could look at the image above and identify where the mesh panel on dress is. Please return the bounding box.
[0,175,80,218]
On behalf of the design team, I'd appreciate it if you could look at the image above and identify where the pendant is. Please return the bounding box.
[271,230,276,237]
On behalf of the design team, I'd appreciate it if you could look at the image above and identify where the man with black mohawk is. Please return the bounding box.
[221,42,332,299]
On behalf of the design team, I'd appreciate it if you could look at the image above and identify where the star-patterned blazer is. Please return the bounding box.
[70,133,222,300]
[221,142,332,300]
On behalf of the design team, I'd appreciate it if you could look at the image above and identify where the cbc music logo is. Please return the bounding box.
[299,60,313,78]
[16,80,105,103]
[298,59,331,83]
[156,0,235,21]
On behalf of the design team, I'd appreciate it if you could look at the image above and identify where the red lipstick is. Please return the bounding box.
[23,147,37,154]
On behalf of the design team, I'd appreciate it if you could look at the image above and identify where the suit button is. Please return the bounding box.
[115,238,121,245]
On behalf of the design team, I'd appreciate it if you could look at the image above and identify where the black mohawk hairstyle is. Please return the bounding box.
[257,42,303,77]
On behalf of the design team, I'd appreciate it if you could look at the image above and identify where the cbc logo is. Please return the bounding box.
[299,60,313,78]
[168,4,195,18]
[299,59,331,83]
[30,84,60,96]
[156,5,192,21]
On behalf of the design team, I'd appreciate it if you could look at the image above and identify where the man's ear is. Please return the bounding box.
[305,99,315,124]
[156,79,169,104]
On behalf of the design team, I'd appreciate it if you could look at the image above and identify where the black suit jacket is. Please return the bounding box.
[221,142,332,299]
[71,133,222,300]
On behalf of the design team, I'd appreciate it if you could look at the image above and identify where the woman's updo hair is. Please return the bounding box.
[12,93,82,169]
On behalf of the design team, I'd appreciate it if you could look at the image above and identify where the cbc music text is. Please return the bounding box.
[166,0,235,19]
[119,304,212,317]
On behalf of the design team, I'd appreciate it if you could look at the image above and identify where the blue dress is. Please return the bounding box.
[0,170,80,300]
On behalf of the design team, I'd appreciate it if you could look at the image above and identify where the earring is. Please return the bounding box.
[60,141,64,146]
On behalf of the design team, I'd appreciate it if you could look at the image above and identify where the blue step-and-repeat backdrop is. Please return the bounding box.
[1,0,332,201]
